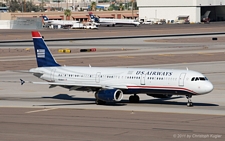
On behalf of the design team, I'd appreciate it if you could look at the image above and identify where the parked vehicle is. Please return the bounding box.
[84,23,98,29]
[142,20,154,24]
[71,23,84,29]
[175,16,190,24]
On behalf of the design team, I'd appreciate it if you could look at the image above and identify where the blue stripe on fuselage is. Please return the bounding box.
[123,89,196,95]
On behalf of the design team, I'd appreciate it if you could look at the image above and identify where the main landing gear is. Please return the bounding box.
[129,94,140,103]
[186,95,193,107]
[95,99,106,105]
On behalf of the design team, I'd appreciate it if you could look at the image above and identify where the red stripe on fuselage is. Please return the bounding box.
[32,31,41,38]
[127,86,197,94]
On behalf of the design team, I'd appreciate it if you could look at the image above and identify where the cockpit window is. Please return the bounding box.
[199,77,206,81]
[195,77,199,81]
[192,77,208,81]
[205,77,208,80]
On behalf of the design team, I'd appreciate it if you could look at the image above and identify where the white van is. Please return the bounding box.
[84,22,98,29]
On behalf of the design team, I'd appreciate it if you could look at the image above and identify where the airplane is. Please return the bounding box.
[42,15,80,28]
[88,12,140,27]
[24,31,213,107]
[201,11,211,23]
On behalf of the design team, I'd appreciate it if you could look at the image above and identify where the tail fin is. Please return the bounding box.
[32,31,60,67]
[88,12,99,23]
[42,16,49,21]
[202,11,211,18]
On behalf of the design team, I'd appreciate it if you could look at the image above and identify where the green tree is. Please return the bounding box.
[26,1,42,12]
[119,3,124,11]
[0,2,7,7]
[9,0,20,12]
[108,4,119,11]
[64,9,71,20]
[8,0,43,12]
[91,1,96,11]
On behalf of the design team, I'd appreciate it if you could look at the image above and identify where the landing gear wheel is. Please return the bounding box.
[186,95,193,107]
[129,95,140,103]
[129,96,134,102]
[187,102,193,107]
[96,99,106,105]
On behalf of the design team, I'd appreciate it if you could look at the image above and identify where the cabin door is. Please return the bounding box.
[178,73,186,86]
[50,69,56,82]
[95,72,101,83]
[140,74,146,85]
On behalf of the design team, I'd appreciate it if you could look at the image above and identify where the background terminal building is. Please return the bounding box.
[137,0,225,23]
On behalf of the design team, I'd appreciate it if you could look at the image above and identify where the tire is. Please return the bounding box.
[96,99,106,105]
[129,96,134,103]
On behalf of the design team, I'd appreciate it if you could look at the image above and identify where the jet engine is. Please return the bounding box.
[147,94,172,98]
[96,89,123,102]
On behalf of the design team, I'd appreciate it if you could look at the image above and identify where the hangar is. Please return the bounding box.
[137,0,225,23]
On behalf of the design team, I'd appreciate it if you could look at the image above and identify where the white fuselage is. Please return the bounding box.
[97,18,140,26]
[30,66,213,96]
[44,20,79,26]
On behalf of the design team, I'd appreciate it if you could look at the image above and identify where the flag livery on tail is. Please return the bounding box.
[32,31,60,67]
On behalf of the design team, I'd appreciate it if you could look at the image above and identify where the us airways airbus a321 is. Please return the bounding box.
[25,31,213,107]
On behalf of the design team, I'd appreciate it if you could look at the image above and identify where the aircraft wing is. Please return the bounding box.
[20,79,128,90]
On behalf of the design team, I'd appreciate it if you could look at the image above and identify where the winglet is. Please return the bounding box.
[20,79,25,85]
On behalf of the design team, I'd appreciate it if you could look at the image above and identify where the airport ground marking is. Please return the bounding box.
[25,108,58,114]
[118,56,134,58]
[158,54,174,56]
[198,53,214,55]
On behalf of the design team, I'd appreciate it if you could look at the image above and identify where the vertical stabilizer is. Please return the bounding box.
[88,12,100,23]
[32,31,60,67]
[42,16,49,21]
[202,11,211,18]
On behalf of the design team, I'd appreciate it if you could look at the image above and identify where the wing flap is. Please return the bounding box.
[22,80,128,89]
[32,81,102,88]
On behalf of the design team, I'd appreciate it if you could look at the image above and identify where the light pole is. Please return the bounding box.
[131,0,134,19]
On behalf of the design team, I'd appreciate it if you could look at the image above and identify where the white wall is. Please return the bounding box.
[0,20,11,29]
[137,0,225,6]
[137,0,225,23]
[137,0,195,7]
[196,0,225,6]
[139,7,200,23]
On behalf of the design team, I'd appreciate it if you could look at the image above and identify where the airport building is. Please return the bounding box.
[137,0,225,23]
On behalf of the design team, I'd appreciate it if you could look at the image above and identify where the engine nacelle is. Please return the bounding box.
[147,94,172,98]
[96,89,123,102]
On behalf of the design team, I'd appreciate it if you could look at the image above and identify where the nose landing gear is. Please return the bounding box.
[186,95,193,107]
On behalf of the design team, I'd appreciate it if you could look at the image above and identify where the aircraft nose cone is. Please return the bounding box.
[205,82,214,93]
